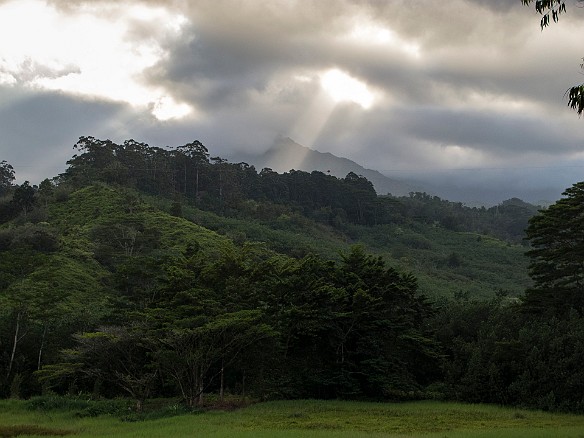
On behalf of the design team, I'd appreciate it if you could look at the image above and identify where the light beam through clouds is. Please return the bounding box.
[2,0,584,204]
[320,69,375,109]
[287,68,375,159]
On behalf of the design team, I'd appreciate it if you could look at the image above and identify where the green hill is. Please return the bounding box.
[0,137,546,411]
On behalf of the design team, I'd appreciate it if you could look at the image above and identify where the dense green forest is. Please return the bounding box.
[1,137,584,413]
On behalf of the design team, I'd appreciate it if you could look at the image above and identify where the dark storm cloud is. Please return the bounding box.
[146,1,355,110]
[392,107,582,155]
[149,0,574,119]
[0,88,134,183]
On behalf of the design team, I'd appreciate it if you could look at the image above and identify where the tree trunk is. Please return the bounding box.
[195,166,199,201]
[219,357,225,402]
[198,372,204,406]
[37,324,48,370]
[8,310,25,379]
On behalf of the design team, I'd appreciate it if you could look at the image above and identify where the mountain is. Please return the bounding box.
[232,137,423,197]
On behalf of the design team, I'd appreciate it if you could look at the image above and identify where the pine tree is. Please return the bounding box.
[524,182,584,315]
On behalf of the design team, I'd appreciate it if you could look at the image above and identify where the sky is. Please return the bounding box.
[1,0,584,204]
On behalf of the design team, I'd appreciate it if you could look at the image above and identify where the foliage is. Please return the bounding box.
[0,161,15,197]
[27,394,132,417]
[522,0,584,116]
[11,182,36,219]
[8,175,441,404]
[431,291,584,413]
[524,182,584,315]
[57,137,539,240]
[522,0,567,29]
[5,134,581,415]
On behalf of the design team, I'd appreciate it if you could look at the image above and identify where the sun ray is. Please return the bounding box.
[320,69,375,109]
[288,90,337,151]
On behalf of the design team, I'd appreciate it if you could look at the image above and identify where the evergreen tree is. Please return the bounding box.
[525,182,584,315]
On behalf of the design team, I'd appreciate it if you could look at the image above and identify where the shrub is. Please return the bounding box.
[27,395,131,417]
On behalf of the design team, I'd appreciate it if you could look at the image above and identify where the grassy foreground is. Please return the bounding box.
[2,399,584,438]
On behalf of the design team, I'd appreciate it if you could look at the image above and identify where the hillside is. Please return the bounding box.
[2,136,560,412]
[0,137,533,300]
[160,200,530,299]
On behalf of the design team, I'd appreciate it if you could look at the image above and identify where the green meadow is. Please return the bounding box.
[2,399,584,438]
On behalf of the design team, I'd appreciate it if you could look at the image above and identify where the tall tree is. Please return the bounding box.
[524,182,584,315]
[343,172,377,225]
[0,161,15,196]
[11,182,36,220]
[64,136,117,185]
[176,140,210,200]
[336,246,440,396]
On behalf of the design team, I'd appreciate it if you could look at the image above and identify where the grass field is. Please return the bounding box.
[2,399,584,438]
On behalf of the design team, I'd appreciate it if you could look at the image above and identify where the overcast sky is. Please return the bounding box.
[2,0,584,204]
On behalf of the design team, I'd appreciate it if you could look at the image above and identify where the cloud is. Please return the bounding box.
[0,87,136,183]
[1,0,584,204]
[0,0,193,120]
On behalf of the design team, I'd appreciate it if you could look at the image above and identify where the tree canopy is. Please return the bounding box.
[0,161,15,196]
[524,182,584,314]
[6,135,583,413]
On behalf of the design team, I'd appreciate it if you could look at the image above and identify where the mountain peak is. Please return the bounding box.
[236,137,422,197]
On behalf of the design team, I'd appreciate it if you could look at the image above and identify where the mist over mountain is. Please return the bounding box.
[231,137,564,206]
[405,169,564,207]
[231,137,423,198]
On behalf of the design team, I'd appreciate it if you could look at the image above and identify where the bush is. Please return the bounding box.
[9,374,22,400]
[27,395,131,417]
[10,224,59,252]
[28,395,93,411]
[0,229,14,250]
[122,403,197,422]
[0,425,74,437]
[54,186,72,202]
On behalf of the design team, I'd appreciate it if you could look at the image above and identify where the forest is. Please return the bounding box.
[1,136,584,414]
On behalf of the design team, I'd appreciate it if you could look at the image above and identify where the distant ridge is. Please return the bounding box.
[234,137,422,197]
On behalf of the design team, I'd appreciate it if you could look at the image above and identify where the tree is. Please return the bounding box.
[11,182,36,220]
[2,254,49,386]
[335,246,440,397]
[0,161,15,196]
[37,179,54,208]
[91,217,161,266]
[342,172,377,225]
[64,136,118,186]
[522,0,584,115]
[176,140,210,200]
[38,326,156,410]
[524,182,584,315]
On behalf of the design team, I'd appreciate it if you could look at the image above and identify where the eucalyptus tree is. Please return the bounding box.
[0,161,15,196]
[176,140,210,200]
